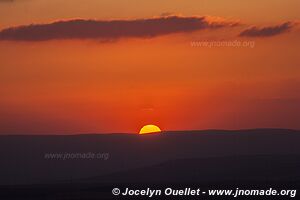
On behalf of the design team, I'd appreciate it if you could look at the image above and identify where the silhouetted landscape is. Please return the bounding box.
[0,129,299,199]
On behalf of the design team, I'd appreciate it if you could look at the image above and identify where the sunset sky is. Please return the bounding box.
[0,0,299,134]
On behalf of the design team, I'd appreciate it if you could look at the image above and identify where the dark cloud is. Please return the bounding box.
[239,22,294,37]
[0,16,239,41]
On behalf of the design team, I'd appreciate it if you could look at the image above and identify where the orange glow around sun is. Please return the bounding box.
[139,125,162,134]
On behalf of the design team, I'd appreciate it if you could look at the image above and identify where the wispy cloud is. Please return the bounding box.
[239,22,295,37]
[0,15,239,41]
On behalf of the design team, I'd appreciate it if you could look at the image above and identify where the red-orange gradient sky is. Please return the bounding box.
[0,0,299,134]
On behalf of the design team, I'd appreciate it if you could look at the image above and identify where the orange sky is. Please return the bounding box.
[0,0,300,28]
[0,0,299,134]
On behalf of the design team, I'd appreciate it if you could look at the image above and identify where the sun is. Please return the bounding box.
[139,125,162,134]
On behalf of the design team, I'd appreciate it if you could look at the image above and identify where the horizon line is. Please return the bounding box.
[0,128,298,136]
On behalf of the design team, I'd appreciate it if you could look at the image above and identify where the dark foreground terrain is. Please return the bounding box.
[0,129,299,199]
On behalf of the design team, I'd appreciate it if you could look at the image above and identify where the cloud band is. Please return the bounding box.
[0,16,238,41]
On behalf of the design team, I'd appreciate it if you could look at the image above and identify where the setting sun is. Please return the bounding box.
[139,125,162,134]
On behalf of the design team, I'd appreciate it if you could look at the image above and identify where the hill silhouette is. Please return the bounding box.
[1,129,300,199]
[0,129,299,185]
